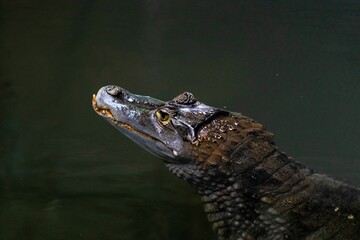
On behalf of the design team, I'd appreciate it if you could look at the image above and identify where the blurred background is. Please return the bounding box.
[1,1,359,240]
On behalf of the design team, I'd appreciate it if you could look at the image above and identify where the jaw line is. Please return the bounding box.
[92,94,176,159]
[92,94,160,142]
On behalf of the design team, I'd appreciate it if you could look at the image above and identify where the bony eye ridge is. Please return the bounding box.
[156,110,171,124]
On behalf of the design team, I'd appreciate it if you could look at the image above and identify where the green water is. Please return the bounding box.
[1,1,359,240]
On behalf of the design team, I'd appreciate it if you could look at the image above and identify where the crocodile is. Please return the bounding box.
[92,85,360,240]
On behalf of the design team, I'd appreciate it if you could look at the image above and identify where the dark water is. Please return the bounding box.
[1,1,359,240]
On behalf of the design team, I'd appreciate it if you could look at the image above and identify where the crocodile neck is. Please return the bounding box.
[167,136,360,240]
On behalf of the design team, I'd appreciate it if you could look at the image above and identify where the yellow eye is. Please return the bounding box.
[156,110,171,125]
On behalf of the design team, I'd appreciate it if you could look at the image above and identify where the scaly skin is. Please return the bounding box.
[93,85,360,240]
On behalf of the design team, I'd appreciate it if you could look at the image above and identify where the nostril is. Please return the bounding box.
[106,86,122,96]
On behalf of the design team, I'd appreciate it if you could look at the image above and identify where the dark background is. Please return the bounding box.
[1,1,359,240]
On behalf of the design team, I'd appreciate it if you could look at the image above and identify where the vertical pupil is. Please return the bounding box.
[160,111,167,120]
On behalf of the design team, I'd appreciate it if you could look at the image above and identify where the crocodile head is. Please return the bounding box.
[93,85,234,163]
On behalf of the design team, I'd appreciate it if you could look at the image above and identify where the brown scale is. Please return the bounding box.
[258,167,312,206]
[194,114,271,166]
[254,151,290,176]
[231,138,277,173]
[271,162,301,183]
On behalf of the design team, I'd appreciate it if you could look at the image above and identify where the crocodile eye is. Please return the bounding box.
[156,110,171,125]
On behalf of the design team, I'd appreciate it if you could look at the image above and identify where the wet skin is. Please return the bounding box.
[93,85,360,240]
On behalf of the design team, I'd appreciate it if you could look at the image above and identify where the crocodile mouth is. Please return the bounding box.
[92,94,116,120]
[92,94,157,141]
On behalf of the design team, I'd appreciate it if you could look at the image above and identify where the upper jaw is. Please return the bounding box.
[92,86,161,139]
[92,85,163,124]
[92,85,178,159]
[92,93,114,120]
